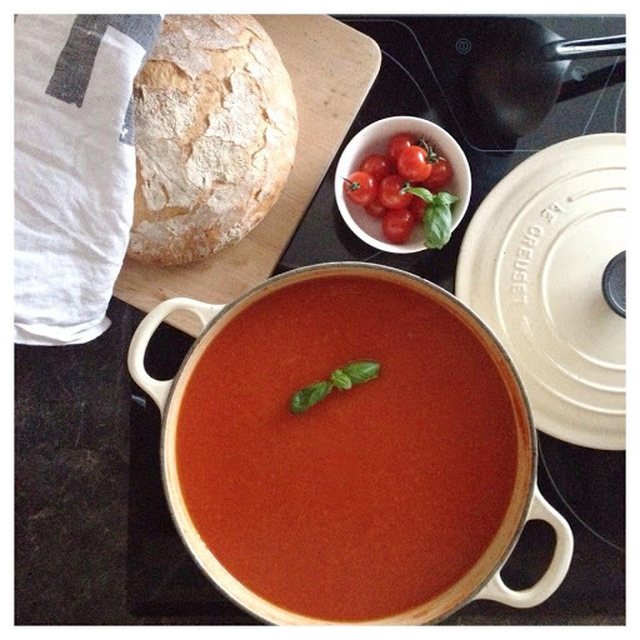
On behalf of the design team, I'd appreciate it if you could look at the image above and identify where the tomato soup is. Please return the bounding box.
[175,271,531,623]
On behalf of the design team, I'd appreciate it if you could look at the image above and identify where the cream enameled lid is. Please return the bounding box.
[455,134,626,450]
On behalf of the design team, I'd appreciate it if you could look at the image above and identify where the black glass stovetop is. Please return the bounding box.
[127,14,625,624]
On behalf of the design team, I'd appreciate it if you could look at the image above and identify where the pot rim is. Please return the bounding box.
[157,261,539,625]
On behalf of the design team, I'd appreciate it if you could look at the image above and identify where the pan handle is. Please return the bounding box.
[127,297,226,411]
[474,485,574,608]
[545,34,625,60]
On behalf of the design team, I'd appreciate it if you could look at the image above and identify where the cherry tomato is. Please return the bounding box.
[386,133,414,165]
[359,154,393,181]
[364,199,387,219]
[422,156,453,190]
[408,195,430,224]
[343,171,377,207]
[397,145,433,182]
[382,208,414,244]
[378,174,413,210]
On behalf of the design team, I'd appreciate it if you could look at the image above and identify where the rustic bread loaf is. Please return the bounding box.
[127,15,298,265]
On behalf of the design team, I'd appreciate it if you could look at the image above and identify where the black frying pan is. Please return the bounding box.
[468,18,625,139]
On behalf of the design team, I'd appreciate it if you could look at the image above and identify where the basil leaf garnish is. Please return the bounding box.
[290,381,333,414]
[403,186,459,250]
[330,369,352,390]
[433,191,459,206]
[342,361,380,384]
[403,185,434,202]
[423,203,453,249]
[289,360,381,414]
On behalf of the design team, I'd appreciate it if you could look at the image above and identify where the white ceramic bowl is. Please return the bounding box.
[334,116,472,253]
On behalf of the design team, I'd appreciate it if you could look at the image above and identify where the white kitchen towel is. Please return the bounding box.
[14,14,162,345]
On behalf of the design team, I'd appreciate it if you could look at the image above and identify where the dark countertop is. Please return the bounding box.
[15,14,625,626]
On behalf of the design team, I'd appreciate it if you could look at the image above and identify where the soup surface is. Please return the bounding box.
[176,272,528,622]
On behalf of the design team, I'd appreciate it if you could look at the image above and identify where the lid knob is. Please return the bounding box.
[602,251,626,318]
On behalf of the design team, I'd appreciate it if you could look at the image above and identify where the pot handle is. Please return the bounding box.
[128,297,226,411]
[474,485,574,608]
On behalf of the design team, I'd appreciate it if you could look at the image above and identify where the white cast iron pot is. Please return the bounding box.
[128,262,574,625]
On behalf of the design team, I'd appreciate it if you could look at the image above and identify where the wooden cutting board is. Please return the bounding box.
[114,15,381,337]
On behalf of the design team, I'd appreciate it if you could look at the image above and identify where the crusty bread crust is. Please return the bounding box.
[127,15,298,265]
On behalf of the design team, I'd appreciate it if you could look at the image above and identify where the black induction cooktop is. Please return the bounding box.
[127,14,625,624]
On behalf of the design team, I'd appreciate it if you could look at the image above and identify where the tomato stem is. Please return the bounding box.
[415,138,440,164]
